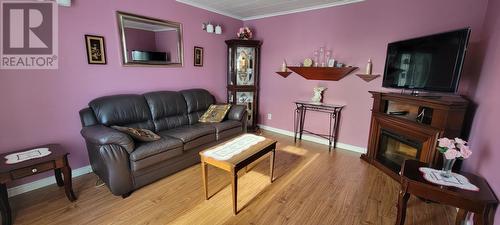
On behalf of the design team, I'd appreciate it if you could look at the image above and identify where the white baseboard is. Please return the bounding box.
[7,165,93,197]
[258,124,367,154]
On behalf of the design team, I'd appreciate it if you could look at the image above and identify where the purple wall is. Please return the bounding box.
[464,0,500,223]
[0,0,242,185]
[244,0,488,149]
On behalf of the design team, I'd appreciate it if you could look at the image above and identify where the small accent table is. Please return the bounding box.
[294,101,344,151]
[0,144,76,225]
[396,160,498,225]
[199,135,277,215]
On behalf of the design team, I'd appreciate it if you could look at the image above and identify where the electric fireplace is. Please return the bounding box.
[376,130,422,173]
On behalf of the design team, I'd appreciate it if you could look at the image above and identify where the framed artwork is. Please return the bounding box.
[85,35,106,64]
[194,46,203,67]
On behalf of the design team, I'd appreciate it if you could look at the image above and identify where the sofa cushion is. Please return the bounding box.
[130,136,183,161]
[159,123,215,142]
[111,125,160,142]
[209,120,243,141]
[180,89,215,124]
[160,123,216,150]
[210,120,242,133]
[218,126,243,141]
[89,94,154,130]
[143,91,189,132]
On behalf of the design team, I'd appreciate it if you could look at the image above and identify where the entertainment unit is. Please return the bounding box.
[361,92,469,180]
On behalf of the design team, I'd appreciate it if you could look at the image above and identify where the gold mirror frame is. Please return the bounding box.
[117,11,184,67]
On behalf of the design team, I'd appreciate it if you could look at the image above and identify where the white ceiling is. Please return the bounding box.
[176,0,364,21]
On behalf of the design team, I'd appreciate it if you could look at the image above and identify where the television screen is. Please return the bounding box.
[382,28,470,93]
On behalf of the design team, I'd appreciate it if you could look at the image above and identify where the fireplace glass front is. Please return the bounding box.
[376,129,422,173]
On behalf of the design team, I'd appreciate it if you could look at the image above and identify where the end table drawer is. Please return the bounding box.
[11,161,54,179]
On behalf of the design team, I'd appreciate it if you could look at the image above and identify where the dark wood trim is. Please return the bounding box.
[287,66,358,81]
[226,39,262,131]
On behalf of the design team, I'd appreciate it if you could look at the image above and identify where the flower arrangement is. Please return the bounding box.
[437,137,472,160]
[237,27,252,40]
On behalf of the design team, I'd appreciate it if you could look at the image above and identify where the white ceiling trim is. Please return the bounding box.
[176,0,365,21]
[176,0,244,20]
[243,0,365,21]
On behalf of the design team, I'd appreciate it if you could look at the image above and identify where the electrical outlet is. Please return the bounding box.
[267,113,272,120]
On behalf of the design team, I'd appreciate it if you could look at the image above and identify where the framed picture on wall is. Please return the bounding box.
[85,35,107,64]
[194,46,203,67]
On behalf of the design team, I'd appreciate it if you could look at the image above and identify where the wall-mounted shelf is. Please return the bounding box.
[287,66,358,81]
[276,71,292,78]
[356,74,381,82]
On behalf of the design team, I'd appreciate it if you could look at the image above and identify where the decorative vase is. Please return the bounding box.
[441,154,456,178]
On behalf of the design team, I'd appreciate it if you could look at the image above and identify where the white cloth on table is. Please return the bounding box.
[203,134,265,160]
[419,167,479,191]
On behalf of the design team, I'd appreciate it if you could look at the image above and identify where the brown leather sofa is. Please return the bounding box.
[79,89,246,197]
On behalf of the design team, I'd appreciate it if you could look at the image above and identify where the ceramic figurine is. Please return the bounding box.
[311,87,327,104]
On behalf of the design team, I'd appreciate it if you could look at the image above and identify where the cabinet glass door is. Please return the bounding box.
[236,91,254,126]
[236,47,255,86]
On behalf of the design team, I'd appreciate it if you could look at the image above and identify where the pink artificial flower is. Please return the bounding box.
[459,145,472,159]
[454,138,467,145]
[444,148,460,160]
[438,137,454,149]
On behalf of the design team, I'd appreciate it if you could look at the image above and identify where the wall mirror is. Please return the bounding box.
[117,11,183,66]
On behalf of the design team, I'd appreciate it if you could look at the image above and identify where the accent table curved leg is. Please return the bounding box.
[54,168,64,187]
[270,149,275,183]
[62,165,76,202]
[0,183,12,225]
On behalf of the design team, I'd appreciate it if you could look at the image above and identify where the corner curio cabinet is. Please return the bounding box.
[225,39,261,131]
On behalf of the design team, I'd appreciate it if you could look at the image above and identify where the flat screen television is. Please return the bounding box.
[382,28,471,93]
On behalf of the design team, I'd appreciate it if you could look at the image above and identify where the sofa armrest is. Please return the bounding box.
[228,105,247,133]
[81,125,135,153]
[228,105,246,121]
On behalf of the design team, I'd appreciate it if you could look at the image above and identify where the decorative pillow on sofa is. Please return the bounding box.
[111,125,161,142]
[199,104,231,123]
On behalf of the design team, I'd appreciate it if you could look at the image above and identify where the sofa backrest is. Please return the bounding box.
[143,91,189,132]
[88,94,155,130]
[180,89,215,125]
[79,89,215,130]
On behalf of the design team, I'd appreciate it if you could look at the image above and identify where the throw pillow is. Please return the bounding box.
[199,104,231,123]
[111,125,161,142]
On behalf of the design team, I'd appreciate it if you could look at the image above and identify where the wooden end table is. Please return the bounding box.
[199,135,277,215]
[0,144,76,225]
[396,160,498,225]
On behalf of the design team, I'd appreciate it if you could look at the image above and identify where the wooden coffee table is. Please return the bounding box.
[0,144,76,225]
[199,135,277,215]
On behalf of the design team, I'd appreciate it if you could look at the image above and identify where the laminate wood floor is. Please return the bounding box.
[9,131,456,225]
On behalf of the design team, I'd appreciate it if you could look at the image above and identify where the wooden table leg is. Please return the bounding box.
[54,168,64,187]
[455,209,468,225]
[231,168,238,215]
[474,205,495,225]
[201,161,208,200]
[395,182,410,225]
[61,165,76,202]
[270,149,275,183]
[0,183,12,225]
